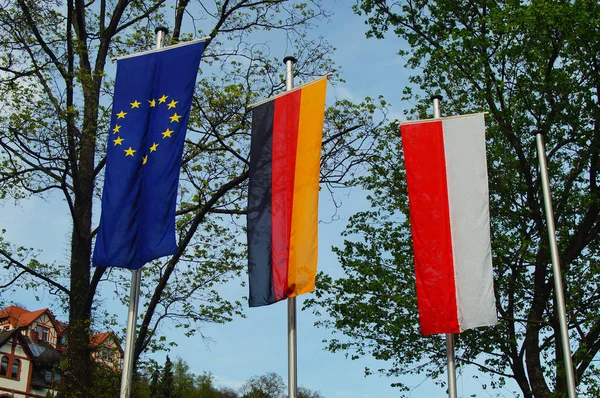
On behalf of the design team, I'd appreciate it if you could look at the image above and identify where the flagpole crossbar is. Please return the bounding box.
[396,112,488,126]
[112,36,211,61]
[247,73,332,110]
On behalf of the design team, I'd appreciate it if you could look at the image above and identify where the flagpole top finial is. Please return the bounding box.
[283,56,297,65]
[155,26,169,35]
[431,94,443,101]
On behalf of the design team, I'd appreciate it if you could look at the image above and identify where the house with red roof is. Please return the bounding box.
[0,306,123,397]
[0,306,63,349]
[90,331,124,370]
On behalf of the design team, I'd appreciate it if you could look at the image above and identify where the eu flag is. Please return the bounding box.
[93,41,205,269]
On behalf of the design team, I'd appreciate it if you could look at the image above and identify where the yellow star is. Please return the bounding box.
[162,128,174,138]
[149,143,159,152]
[142,155,148,165]
[124,147,136,157]
[169,113,182,123]
[112,124,121,134]
[158,95,168,104]
[149,99,156,107]
[116,110,127,119]
[130,100,141,108]
[167,99,178,109]
[113,136,124,146]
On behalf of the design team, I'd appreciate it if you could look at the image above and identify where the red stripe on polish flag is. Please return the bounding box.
[400,121,460,335]
[271,90,301,301]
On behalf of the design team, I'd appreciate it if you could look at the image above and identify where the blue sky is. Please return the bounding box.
[0,2,522,397]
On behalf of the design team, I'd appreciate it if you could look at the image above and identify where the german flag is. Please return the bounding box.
[247,76,328,307]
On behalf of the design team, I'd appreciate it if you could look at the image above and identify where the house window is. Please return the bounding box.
[0,356,7,376]
[99,347,112,361]
[44,370,60,385]
[10,359,20,379]
[36,325,50,342]
[58,334,68,348]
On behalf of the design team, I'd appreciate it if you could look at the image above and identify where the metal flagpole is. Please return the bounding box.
[534,130,577,398]
[119,267,141,398]
[284,55,299,398]
[431,95,458,398]
[119,26,169,398]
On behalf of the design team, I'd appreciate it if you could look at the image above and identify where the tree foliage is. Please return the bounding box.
[239,372,324,398]
[297,386,325,398]
[56,362,151,398]
[142,358,324,398]
[0,0,388,396]
[159,355,176,398]
[307,0,600,397]
[239,372,285,398]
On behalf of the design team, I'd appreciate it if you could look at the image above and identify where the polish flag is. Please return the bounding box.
[400,113,497,335]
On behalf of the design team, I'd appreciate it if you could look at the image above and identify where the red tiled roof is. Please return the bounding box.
[1,306,122,354]
[0,305,48,328]
[56,321,69,333]
[90,332,124,355]
[90,332,110,347]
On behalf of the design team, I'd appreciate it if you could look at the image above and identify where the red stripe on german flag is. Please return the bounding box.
[247,77,327,307]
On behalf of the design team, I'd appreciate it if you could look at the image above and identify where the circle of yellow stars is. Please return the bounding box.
[111,95,181,164]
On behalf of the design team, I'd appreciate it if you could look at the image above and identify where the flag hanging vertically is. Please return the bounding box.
[93,41,206,270]
[400,113,497,335]
[247,76,328,307]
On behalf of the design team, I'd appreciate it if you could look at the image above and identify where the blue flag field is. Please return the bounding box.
[93,41,205,269]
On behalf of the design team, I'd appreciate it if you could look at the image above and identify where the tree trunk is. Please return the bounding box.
[64,215,93,397]
[62,80,98,397]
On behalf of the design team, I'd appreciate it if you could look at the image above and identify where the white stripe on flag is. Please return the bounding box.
[442,114,497,331]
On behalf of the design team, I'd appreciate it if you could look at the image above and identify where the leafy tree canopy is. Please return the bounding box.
[0,0,389,395]
[139,359,324,398]
[307,0,600,397]
[239,372,286,398]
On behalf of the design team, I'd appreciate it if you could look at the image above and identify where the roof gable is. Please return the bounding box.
[90,332,110,347]
[0,328,35,358]
[0,329,20,346]
[0,305,28,326]
[0,305,62,332]
[90,332,124,355]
